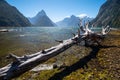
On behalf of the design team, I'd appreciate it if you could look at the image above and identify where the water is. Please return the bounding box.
[0,26,102,67]
[0,27,77,46]
[0,27,80,67]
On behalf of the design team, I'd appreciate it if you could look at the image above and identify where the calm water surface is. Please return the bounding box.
[0,27,79,67]
[0,26,102,67]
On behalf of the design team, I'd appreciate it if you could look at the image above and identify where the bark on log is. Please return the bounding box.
[0,36,79,80]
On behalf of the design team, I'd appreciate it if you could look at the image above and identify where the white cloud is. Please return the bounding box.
[77,14,88,18]
[65,15,70,18]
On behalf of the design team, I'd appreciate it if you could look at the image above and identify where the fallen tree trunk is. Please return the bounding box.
[0,29,9,32]
[0,20,111,80]
[0,36,79,80]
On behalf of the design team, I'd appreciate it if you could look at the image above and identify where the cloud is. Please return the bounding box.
[77,14,88,18]
[65,15,70,18]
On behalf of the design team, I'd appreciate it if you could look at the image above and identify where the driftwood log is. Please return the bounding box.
[0,29,9,32]
[0,20,111,80]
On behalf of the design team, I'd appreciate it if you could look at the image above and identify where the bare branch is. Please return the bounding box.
[102,25,111,35]
[85,21,93,33]
[79,26,86,33]
[78,28,80,37]
[90,24,94,30]
[55,40,63,43]
[6,53,20,63]
[71,32,76,37]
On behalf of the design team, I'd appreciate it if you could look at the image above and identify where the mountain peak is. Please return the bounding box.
[71,15,76,18]
[37,10,46,16]
[56,14,93,27]
[28,10,56,26]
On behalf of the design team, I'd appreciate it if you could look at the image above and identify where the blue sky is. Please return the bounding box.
[7,0,106,22]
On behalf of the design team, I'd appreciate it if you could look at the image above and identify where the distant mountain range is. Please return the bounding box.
[56,15,93,27]
[0,0,120,28]
[0,0,31,27]
[28,10,56,27]
[92,0,120,27]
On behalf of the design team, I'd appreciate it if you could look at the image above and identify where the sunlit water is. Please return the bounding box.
[0,26,102,67]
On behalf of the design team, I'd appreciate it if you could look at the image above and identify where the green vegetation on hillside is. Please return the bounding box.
[0,0,31,27]
[92,0,120,28]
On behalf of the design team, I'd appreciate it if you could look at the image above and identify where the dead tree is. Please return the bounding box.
[0,20,111,80]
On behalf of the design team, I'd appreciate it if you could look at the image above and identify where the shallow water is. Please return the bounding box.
[0,27,79,67]
[0,26,102,67]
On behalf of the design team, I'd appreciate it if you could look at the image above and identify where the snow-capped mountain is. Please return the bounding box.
[56,14,93,27]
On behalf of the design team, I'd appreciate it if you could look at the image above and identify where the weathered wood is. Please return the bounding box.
[0,20,111,80]
[0,36,78,80]
[0,29,9,32]
[55,40,63,43]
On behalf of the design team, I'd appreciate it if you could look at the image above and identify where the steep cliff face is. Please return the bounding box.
[92,0,120,27]
[0,0,31,27]
[28,10,56,27]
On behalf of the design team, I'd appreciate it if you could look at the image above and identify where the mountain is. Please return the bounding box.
[28,10,56,27]
[92,0,120,27]
[56,15,93,27]
[0,0,31,27]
